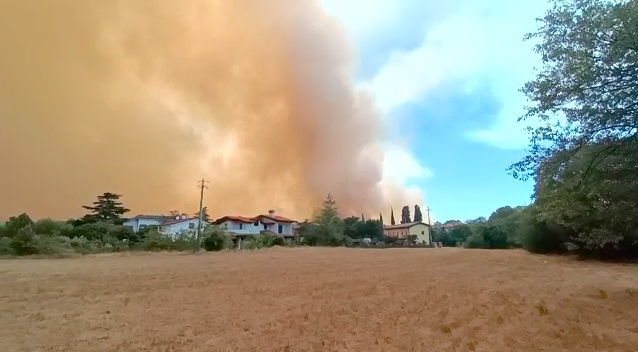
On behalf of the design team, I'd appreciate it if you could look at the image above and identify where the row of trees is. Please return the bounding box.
[383,205,425,226]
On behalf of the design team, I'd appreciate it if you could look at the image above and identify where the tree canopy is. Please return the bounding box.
[510,0,638,255]
[81,192,130,224]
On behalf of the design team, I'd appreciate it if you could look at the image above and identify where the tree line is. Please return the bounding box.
[3,0,638,259]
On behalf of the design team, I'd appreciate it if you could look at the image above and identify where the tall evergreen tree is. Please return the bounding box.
[361,213,365,222]
[414,205,423,222]
[380,213,384,225]
[390,207,396,225]
[195,207,210,222]
[81,192,130,224]
[401,205,411,224]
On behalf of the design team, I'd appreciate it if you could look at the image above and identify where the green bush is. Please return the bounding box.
[33,218,73,236]
[0,237,15,255]
[10,228,39,255]
[465,233,486,249]
[33,235,74,256]
[517,208,568,254]
[202,227,232,251]
[142,230,174,251]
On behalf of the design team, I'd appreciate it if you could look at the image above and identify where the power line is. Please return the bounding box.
[195,178,209,252]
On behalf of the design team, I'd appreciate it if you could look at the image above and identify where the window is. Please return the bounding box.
[254,221,259,226]
[422,231,424,235]
[189,223,195,229]
[278,224,283,234]
[263,224,267,230]
[239,223,243,230]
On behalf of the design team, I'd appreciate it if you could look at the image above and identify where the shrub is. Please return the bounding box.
[143,230,174,251]
[33,218,73,236]
[170,231,196,251]
[518,208,568,254]
[69,236,104,254]
[0,237,15,255]
[10,228,39,255]
[33,235,74,256]
[465,233,486,249]
[202,227,232,251]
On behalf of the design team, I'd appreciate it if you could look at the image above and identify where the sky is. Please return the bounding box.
[321,0,550,222]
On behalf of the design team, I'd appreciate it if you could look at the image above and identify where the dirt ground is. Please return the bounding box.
[1,248,637,352]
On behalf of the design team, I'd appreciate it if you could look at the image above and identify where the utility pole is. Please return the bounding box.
[426,206,432,247]
[195,178,209,252]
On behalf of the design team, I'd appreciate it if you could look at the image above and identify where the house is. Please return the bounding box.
[123,215,165,232]
[158,216,209,237]
[213,209,296,237]
[123,214,209,237]
[383,222,431,245]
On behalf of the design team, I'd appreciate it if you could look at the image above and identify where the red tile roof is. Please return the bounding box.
[213,213,297,224]
[255,214,296,223]
[213,216,256,224]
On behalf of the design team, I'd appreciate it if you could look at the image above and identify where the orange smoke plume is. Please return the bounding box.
[0,0,423,221]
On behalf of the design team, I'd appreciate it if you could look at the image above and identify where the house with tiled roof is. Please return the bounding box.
[383,222,431,245]
[213,209,297,237]
[123,214,209,237]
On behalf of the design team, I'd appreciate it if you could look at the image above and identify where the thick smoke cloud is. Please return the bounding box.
[0,0,423,220]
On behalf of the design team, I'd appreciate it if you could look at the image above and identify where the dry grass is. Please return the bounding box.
[1,248,638,352]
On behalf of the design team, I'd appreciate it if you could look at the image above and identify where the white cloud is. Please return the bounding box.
[335,0,549,149]
[382,143,433,183]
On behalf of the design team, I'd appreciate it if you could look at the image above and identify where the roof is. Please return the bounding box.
[213,214,297,225]
[213,216,256,224]
[383,222,430,230]
[161,217,207,226]
[127,215,165,221]
[255,214,296,223]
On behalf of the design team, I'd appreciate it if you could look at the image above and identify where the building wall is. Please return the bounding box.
[123,218,162,232]
[160,219,208,237]
[218,220,293,236]
[408,223,430,244]
[383,223,431,244]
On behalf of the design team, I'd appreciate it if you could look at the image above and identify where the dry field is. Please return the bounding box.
[1,248,638,352]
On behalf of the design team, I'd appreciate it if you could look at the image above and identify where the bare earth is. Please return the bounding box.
[1,248,637,352]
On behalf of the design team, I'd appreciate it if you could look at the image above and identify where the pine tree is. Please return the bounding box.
[81,192,130,224]
[390,207,396,225]
[414,205,423,222]
[361,213,365,222]
[380,213,384,225]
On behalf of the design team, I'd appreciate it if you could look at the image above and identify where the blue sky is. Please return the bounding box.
[321,0,549,221]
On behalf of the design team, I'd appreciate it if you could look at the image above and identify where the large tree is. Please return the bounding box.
[510,0,638,253]
[400,206,411,224]
[195,207,210,222]
[304,194,345,246]
[390,207,396,225]
[81,192,130,224]
[414,205,423,222]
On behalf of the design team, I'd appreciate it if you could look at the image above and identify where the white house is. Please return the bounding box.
[123,215,165,232]
[213,209,296,237]
[123,214,209,237]
[158,216,209,237]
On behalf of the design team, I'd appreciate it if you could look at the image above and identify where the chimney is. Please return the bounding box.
[268,209,275,217]
[175,216,180,220]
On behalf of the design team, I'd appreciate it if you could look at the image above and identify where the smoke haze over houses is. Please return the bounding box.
[0,0,426,221]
